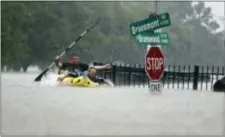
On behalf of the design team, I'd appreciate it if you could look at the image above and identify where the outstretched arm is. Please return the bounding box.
[92,64,112,70]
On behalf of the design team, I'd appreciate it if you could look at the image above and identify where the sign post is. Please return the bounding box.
[145,46,164,94]
[129,10,170,94]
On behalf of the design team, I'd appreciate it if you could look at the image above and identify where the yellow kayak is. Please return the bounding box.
[60,76,100,88]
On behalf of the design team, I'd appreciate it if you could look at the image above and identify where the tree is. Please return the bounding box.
[1,1,224,71]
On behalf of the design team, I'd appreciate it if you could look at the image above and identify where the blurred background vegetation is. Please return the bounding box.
[1,1,224,72]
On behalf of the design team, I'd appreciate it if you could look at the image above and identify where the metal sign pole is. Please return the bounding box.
[147,1,163,95]
[147,1,158,52]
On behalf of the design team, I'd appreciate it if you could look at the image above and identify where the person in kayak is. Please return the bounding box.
[55,55,87,74]
[58,66,114,87]
[55,55,113,86]
[54,55,111,74]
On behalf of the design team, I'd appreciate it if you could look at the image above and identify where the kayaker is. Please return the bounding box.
[86,67,114,87]
[55,55,113,86]
[54,55,111,74]
[55,55,87,74]
[58,66,114,87]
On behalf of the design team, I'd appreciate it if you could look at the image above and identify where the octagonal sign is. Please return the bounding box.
[145,46,165,81]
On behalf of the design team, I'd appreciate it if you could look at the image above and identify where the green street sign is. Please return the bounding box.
[136,32,170,45]
[130,13,171,36]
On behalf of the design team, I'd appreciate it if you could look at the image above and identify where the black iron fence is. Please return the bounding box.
[94,62,225,91]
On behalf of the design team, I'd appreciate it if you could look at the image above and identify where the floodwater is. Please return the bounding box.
[1,72,225,135]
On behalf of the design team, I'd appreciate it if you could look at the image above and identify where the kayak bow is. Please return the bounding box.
[60,76,100,88]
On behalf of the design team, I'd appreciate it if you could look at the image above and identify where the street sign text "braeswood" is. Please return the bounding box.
[136,32,170,45]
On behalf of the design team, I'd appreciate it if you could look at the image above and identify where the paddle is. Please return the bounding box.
[34,18,100,82]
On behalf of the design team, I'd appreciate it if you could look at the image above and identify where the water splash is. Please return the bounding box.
[39,73,59,87]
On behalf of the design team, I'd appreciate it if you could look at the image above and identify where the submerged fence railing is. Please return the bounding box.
[94,62,225,91]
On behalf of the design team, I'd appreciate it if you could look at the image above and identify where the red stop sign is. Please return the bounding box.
[145,46,165,81]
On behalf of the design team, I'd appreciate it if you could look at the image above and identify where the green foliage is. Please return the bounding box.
[1,1,224,71]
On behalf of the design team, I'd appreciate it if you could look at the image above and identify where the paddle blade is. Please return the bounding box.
[34,68,49,82]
